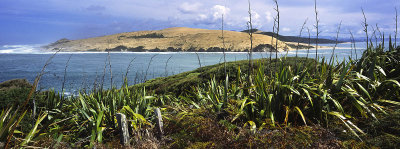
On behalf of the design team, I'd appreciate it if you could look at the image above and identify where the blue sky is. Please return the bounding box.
[0,0,399,45]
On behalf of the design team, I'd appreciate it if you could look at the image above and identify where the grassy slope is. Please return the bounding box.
[134,57,314,95]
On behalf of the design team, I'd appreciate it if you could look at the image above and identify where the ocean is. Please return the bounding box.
[0,43,367,95]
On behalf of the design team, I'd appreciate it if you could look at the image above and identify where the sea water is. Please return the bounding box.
[0,43,366,94]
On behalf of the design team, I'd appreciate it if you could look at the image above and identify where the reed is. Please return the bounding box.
[165,56,173,77]
[144,54,158,82]
[221,13,228,108]
[362,8,369,50]
[394,7,398,48]
[195,52,202,68]
[349,30,357,59]
[247,0,254,85]
[328,21,342,66]
[61,54,73,93]
[273,0,280,70]
[314,0,320,68]
[306,27,311,59]
[100,54,108,91]
[124,57,136,84]
[295,18,308,68]
[270,16,276,65]
[107,52,113,88]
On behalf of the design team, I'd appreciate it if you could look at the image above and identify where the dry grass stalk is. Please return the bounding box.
[107,52,113,88]
[394,7,398,48]
[328,21,342,66]
[61,54,73,93]
[306,27,311,59]
[195,52,202,68]
[244,0,254,87]
[124,57,136,84]
[295,18,308,67]
[247,0,254,79]
[165,56,172,77]
[362,8,369,50]
[314,0,320,66]
[144,54,158,81]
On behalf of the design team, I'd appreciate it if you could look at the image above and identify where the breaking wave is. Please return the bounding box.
[0,44,50,54]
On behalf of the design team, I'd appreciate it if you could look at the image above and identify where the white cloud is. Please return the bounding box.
[212,5,230,20]
[243,10,262,29]
[265,11,273,23]
[282,27,291,32]
[253,11,260,20]
[197,14,208,21]
[357,29,364,35]
[178,2,202,14]
[3,0,395,40]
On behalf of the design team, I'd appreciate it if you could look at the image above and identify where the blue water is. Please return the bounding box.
[0,43,366,94]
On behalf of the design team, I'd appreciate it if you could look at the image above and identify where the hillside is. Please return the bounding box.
[44,27,314,52]
[134,57,314,95]
[257,31,343,44]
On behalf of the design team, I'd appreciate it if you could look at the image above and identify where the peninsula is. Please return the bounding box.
[44,27,318,52]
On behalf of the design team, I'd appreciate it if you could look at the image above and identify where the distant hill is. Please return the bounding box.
[240,29,343,44]
[44,27,315,52]
[257,32,344,44]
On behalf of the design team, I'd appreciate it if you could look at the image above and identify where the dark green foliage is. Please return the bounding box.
[286,43,313,49]
[253,44,276,52]
[104,45,130,51]
[126,33,165,39]
[240,28,259,33]
[257,32,342,44]
[105,45,147,52]
[0,79,32,109]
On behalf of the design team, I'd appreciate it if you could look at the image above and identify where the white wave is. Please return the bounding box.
[0,44,50,54]
[0,50,14,53]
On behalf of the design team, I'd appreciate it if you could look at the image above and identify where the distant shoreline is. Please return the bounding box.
[1,47,345,54]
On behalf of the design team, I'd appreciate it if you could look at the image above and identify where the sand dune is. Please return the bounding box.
[45,27,312,52]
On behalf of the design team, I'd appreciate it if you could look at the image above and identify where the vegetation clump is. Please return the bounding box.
[0,79,32,109]
[126,33,165,39]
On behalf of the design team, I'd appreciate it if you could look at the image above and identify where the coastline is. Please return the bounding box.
[0,47,349,54]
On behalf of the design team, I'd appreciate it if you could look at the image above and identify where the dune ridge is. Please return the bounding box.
[45,27,313,52]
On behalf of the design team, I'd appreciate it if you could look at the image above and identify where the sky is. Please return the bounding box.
[1,0,399,45]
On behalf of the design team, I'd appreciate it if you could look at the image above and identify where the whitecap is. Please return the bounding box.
[0,44,48,54]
